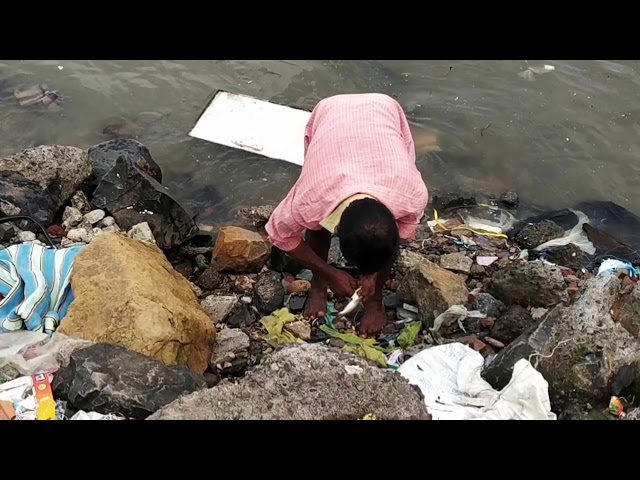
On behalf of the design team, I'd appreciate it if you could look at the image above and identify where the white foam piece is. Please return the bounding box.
[189,90,312,166]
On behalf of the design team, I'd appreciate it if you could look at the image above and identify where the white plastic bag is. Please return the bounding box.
[535,209,596,255]
[0,331,70,380]
[397,343,556,420]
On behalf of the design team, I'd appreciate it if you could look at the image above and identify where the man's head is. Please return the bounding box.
[337,198,400,275]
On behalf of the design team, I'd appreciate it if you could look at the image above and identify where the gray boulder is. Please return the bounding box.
[148,343,431,420]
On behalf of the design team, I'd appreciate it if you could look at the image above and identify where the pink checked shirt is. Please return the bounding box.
[265,93,429,252]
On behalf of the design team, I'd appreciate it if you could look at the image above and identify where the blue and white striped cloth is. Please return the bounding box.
[0,243,84,333]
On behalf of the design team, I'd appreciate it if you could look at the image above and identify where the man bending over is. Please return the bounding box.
[265,93,429,338]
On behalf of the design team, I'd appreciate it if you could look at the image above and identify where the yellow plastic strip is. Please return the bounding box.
[433,209,508,239]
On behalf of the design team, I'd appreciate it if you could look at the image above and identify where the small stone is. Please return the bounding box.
[211,328,250,367]
[212,226,270,273]
[241,296,252,304]
[71,191,92,214]
[234,275,255,294]
[173,258,194,279]
[287,279,311,295]
[97,216,116,228]
[17,231,36,242]
[62,207,83,229]
[514,220,564,250]
[472,293,506,318]
[530,307,549,320]
[491,305,534,344]
[383,292,401,309]
[66,228,93,244]
[480,317,496,330]
[284,320,312,341]
[201,295,237,324]
[458,336,487,352]
[253,270,285,314]
[328,338,346,348]
[102,225,119,234]
[197,267,221,290]
[499,191,519,208]
[203,373,220,388]
[440,253,473,274]
[470,264,486,278]
[289,294,306,313]
[127,222,156,244]
[84,209,106,225]
[0,223,15,242]
[226,304,256,328]
[195,254,210,270]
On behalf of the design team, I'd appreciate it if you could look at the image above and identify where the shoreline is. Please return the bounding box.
[1,139,640,421]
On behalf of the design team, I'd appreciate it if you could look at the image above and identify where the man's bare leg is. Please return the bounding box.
[303,228,332,321]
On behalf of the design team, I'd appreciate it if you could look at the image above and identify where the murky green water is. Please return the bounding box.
[1,60,639,227]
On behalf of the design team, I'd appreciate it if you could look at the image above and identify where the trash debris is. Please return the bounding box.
[477,256,499,266]
[360,413,377,420]
[386,350,404,368]
[323,301,339,329]
[0,372,62,420]
[533,209,596,255]
[14,84,63,110]
[397,307,419,322]
[296,269,313,281]
[597,259,639,278]
[518,64,555,81]
[608,396,625,418]
[430,305,486,342]
[32,372,56,420]
[319,325,391,368]
[260,308,306,347]
[0,399,15,420]
[397,343,556,420]
[70,410,125,420]
[397,321,422,349]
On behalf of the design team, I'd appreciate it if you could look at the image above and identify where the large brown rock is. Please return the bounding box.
[0,145,91,212]
[397,259,469,326]
[212,226,270,273]
[58,233,215,374]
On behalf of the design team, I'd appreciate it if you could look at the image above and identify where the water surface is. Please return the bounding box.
[1,60,638,227]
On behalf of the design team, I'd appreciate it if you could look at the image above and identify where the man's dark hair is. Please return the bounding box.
[338,198,400,275]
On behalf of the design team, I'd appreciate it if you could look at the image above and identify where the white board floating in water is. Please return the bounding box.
[189,90,312,166]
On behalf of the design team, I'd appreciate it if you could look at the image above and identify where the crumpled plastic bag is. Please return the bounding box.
[397,321,422,349]
[430,306,485,343]
[70,410,125,420]
[535,209,596,255]
[397,343,556,420]
[260,308,306,347]
[0,331,69,381]
[319,325,391,368]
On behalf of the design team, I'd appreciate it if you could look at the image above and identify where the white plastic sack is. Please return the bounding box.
[397,343,556,420]
[535,209,596,255]
[70,411,124,420]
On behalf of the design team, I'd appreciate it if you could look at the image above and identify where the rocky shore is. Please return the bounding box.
[1,139,639,421]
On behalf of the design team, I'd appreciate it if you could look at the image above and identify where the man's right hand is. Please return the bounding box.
[326,268,358,299]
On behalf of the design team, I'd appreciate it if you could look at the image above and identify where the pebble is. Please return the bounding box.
[67,228,93,243]
[84,209,106,225]
[484,337,505,348]
[97,216,116,228]
[127,222,156,244]
[62,207,83,229]
[241,296,252,304]
[195,254,210,270]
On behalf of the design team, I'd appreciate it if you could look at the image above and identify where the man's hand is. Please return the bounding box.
[326,268,357,299]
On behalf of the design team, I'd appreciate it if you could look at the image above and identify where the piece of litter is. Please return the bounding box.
[476,256,498,266]
[402,303,419,314]
[544,65,555,71]
[597,259,639,278]
[189,90,311,166]
[344,365,363,375]
[58,65,64,70]
[397,343,556,420]
[387,350,404,368]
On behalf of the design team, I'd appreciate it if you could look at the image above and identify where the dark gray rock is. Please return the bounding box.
[196,267,221,290]
[499,191,519,208]
[514,220,564,250]
[195,254,210,270]
[543,244,584,270]
[87,138,162,191]
[289,294,307,313]
[253,269,284,313]
[92,156,198,249]
[51,343,207,419]
[0,145,91,214]
[487,261,568,308]
[491,305,534,344]
[147,343,431,420]
[472,293,506,318]
[226,304,257,328]
[482,275,640,413]
[0,222,14,242]
[0,170,57,227]
[611,283,640,339]
[384,292,402,309]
